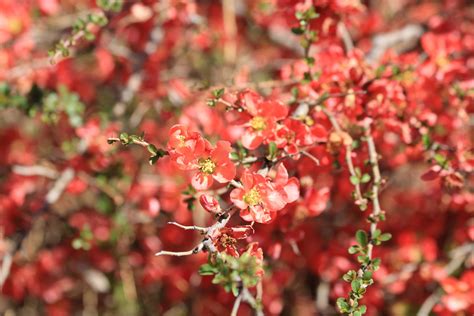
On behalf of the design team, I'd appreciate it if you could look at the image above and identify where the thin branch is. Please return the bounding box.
[316,279,330,312]
[168,222,208,233]
[12,165,58,179]
[156,209,236,257]
[364,123,382,259]
[155,243,204,257]
[222,0,237,64]
[241,287,263,316]
[0,252,12,289]
[319,106,365,206]
[338,21,354,52]
[231,292,243,316]
[300,150,320,166]
[46,168,75,204]
[107,137,150,148]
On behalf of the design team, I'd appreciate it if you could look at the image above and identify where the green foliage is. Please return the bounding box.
[293,6,319,82]
[97,0,124,12]
[267,142,277,161]
[72,225,94,250]
[0,83,85,127]
[338,228,391,314]
[199,252,261,297]
[207,88,225,107]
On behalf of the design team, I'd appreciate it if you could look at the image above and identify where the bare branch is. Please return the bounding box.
[338,22,354,52]
[231,292,243,316]
[12,165,58,179]
[46,168,75,204]
[300,150,320,166]
[168,222,208,233]
[364,123,382,259]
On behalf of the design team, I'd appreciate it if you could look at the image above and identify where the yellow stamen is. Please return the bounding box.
[177,135,186,147]
[243,188,261,206]
[199,158,216,174]
[250,116,267,131]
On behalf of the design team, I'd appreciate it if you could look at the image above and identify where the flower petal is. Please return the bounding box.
[191,172,213,190]
[230,188,248,209]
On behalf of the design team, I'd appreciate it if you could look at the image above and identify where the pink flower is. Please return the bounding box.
[191,141,236,190]
[199,194,222,214]
[230,170,287,223]
[237,90,289,150]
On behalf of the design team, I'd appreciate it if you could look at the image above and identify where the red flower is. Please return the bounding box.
[274,118,315,155]
[199,194,222,214]
[230,169,287,223]
[168,125,236,190]
[191,141,236,190]
[167,124,207,170]
[271,163,300,204]
[238,90,289,150]
[211,225,255,257]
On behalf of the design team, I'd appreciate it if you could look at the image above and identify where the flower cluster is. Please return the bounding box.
[167,124,236,190]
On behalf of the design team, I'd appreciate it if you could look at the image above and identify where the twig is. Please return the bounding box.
[338,21,354,52]
[107,137,150,148]
[0,252,12,289]
[241,287,263,316]
[366,24,424,63]
[222,0,237,64]
[316,279,330,311]
[12,165,58,179]
[168,222,207,233]
[319,106,365,206]
[231,292,243,316]
[364,123,382,258]
[46,168,75,204]
[300,150,320,166]
[156,209,235,257]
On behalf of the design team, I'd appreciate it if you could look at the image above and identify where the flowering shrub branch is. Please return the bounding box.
[1,0,472,315]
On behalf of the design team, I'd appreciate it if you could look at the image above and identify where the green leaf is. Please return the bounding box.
[119,132,129,144]
[212,88,225,98]
[72,238,83,249]
[291,27,305,35]
[336,298,350,312]
[372,229,381,239]
[350,175,360,185]
[372,258,381,270]
[348,245,359,254]
[379,233,392,242]
[434,153,447,166]
[362,271,372,281]
[356,230,368,247]
[147,144,158,156]
[342,270,356,282]
[199,264,217,275]
[360,174,371,183]
[422,134,431,149]
[351,279,361,292]
[268,142,277,160]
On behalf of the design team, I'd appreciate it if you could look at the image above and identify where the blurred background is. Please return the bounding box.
[0,0,473,315]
